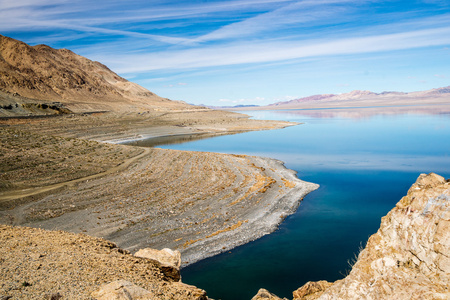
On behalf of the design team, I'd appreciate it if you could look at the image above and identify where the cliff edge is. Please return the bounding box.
[290,173,450,299]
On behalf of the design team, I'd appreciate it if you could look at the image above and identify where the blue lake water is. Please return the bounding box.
[147,109,450,299]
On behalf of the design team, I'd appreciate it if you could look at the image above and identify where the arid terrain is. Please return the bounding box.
[0,35,315,266]
[2,174,448,300]
[0,129,318,265]
[0,224,207,300]
[2,34,449,299]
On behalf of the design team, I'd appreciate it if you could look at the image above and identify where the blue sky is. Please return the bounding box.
[1,0,450,106]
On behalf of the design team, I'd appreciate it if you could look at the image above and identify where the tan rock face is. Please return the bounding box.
[134,248,182,281]
[91,280,207,300]
[293,173,450,300]
[292,281,332,300]
[134,248,181,270]
[251,288,288,300]
[91,280,156,300]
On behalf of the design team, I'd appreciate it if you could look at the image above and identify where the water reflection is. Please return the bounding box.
[247,103,450,120]
[122,132,232,148]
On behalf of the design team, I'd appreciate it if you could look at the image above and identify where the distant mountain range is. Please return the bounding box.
[216,87,450,110]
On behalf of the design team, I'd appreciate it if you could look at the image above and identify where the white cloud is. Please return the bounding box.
[194,0,363,43]
[97,26,450,74]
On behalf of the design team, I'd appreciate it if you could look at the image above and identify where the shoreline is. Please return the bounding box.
[1,145,318,267]
[0,109,316,267]
[180,155,319,266]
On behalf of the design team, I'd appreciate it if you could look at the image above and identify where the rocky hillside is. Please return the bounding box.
[255,173,450,300]
[0,35,192,113]
[0,225,207,300]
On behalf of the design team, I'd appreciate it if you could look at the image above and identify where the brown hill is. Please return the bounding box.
[0,35,191,113]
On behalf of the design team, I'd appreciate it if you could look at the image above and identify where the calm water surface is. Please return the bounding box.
[145,109,450,300]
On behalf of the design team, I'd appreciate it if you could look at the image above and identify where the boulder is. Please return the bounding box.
[91,280,155,300]
[91,280,208,300]
[251,288,287,300]
[134,248,181,269]
[293,281,332,300]
[134,248,181,281]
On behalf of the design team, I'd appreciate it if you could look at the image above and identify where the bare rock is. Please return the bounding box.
[251,288,287,300]
[293,281,332,299]
[91,280,155,300]
[293,173,450,299]
[134,248,181,269]
[134,248,182,282]
[91,280,208,300]
[168,282,208,300]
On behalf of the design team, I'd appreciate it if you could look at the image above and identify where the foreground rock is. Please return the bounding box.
[91,280,206,300]
[0,225,206,300]
[134,248,182,281]
[289,173,449,299]
[135,248,181,270]
[252,289,288,300]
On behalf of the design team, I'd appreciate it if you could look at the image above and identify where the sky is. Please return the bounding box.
[1,0,450,106]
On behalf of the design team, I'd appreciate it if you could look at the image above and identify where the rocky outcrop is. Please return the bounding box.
[292,281,332,300]
[91,280,156,300]
[91,280,206,300]
[134,248,182,281]
[135,248,182,270]
[292,173,450,299]
[252,288,288,300]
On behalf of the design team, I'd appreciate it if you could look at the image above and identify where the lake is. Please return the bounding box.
[133,108,450,300]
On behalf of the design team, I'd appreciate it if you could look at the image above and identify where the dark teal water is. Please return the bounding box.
[146,110,450,299]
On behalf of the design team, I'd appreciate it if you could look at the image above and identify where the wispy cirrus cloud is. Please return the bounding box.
[0,0,299,47]
[92,26,450,74]
[194,0,366,43]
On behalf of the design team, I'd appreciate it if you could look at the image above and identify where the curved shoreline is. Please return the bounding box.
[0,110,316,268]
[2,146,318,267]
[180,155,319,266]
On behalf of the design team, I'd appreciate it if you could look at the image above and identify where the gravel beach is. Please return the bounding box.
[0,110,318,266]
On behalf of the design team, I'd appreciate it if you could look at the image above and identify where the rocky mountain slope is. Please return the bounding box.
[254,173,450,300]
[0,34,191,113]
